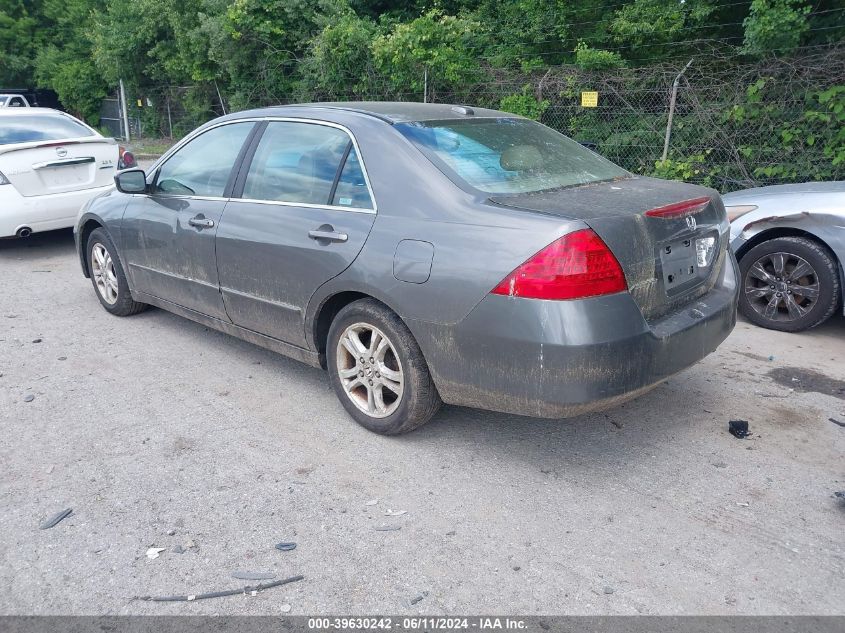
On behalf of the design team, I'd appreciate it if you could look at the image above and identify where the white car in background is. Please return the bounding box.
[0,108,120,238]
[0,94,31,107]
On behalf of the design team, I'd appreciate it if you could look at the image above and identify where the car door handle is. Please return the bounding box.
[188,216,215,229]
[308,229,348,243]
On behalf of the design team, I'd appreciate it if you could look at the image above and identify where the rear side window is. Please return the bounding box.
[331,148,373,209]
[0,113,96,145]
[242,121,371,208]
[154,122,253,197]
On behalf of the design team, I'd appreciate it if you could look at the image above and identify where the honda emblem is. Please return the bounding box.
[686,216,697,231]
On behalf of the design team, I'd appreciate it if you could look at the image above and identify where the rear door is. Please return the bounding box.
[0,112,118,198]
[120,121,256,320]
[216,120,377,347]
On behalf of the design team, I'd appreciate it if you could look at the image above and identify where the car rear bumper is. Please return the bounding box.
[0,183,114,237]
[409,252,739,418]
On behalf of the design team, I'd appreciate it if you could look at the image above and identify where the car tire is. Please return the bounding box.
[738,236,839,332]
[327,298,442,435]
[86,227,147,317]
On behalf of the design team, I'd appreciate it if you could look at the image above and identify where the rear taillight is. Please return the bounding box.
[491,229,627,301]
[119,146,136,169]
[644,196,710,219]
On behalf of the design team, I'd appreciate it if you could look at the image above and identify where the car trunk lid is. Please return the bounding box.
[0,137,118,197]
[489,176,729,320]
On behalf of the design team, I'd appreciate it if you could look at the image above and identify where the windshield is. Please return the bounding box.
[0,113,96,145]
[0,97,7,105]
[396,117,629,195]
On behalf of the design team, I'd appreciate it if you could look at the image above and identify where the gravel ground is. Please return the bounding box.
[0,229,843,616]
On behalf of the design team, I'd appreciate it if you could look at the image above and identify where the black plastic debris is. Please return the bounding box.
[274,542,296,551]
[23,394,34,403]
[829,418,845,428]
[410,595,424,605]
[137,574,304,602]
[39,508,72,529]
[728,420,750,439]
[835,491,845,500]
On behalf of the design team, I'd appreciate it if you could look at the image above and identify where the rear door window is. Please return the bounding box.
[241,121,354,206]
[331,148,373,209]
[153,122,254,197]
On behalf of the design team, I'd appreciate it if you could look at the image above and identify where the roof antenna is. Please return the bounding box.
[451,105,474,116]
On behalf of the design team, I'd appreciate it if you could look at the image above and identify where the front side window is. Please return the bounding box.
[242,121,353,206]
[0,113,95,145]
[396,118,629,195]
[154,122,253,197]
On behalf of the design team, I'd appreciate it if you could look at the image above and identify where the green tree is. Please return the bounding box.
[372,9,485,100]
[742,0,811,56]
[0,0,47,86]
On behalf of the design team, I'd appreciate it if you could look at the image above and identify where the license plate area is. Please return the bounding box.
[660,236,706,296]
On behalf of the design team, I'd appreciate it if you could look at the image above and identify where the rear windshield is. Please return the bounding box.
[0,113,96,145]
[396,117,628,195]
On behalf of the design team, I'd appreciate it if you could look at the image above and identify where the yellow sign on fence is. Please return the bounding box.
[581,91,599,108]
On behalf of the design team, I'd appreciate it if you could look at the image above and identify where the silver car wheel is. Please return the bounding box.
[336,322,404,419]
[744,251,819,322]
[91,243,119,305]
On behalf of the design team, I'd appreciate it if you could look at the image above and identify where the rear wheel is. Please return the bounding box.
[738,236,839,332]
[87,228,147,317]
[327,299,441,435]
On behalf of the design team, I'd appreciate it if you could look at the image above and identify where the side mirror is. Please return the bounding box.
[114,169,147,194]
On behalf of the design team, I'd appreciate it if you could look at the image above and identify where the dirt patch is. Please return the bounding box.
[767,367,845,401]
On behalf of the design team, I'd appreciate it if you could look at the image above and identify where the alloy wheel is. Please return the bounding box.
[91,243,119,305]
[744,251,820,323]
[335,322,404,418]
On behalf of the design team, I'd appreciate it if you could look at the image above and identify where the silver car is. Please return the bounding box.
[726,181,844,332]
[75,102,737,434]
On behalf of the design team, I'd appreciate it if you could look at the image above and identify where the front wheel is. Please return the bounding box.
[327,299,441,435]
[738,236,840,332]
[86,228,147,317]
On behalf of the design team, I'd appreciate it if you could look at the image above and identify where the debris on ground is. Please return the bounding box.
[365,499,378,506]
[374,525,401,531]
[603,586,615,594]
[280,603,292,613]
[32,339,42,344]
[146,547,166,560]
[136,574,304,602]
[23,394,34,403]
[829,418,845,428]
[274,542,296,551]
[171,545,186,554]
[384,509,407,517]
[736,502,750,507]
[231,571,276,581]
[39,508,72,529]
[57,356,66,361]
[410,595,425,605]
[834,491,845,501]
[184,539,196,550]
[728,420,750,439]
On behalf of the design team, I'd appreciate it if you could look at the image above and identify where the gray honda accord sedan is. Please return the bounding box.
[75,102,738,434]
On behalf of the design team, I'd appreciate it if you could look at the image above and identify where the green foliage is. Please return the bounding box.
[574,41,625,71]
[742,0,811,56]
[299,13,380,99]
[372,10,484,99]
[499,85,549,120]
[609,0,716,58]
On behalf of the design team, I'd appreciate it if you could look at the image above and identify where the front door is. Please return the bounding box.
[215,120,377,347]
[121,121,255,320]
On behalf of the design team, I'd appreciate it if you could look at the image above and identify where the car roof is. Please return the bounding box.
[0,107,65,116]
[229,101,517,124]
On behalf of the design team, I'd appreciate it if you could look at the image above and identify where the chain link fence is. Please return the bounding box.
[101,45,844,192]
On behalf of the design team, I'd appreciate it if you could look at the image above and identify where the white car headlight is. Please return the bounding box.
[725,204,757,221]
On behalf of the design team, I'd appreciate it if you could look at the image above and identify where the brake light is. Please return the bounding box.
[491,229,627,300]
[644,196,710,219]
